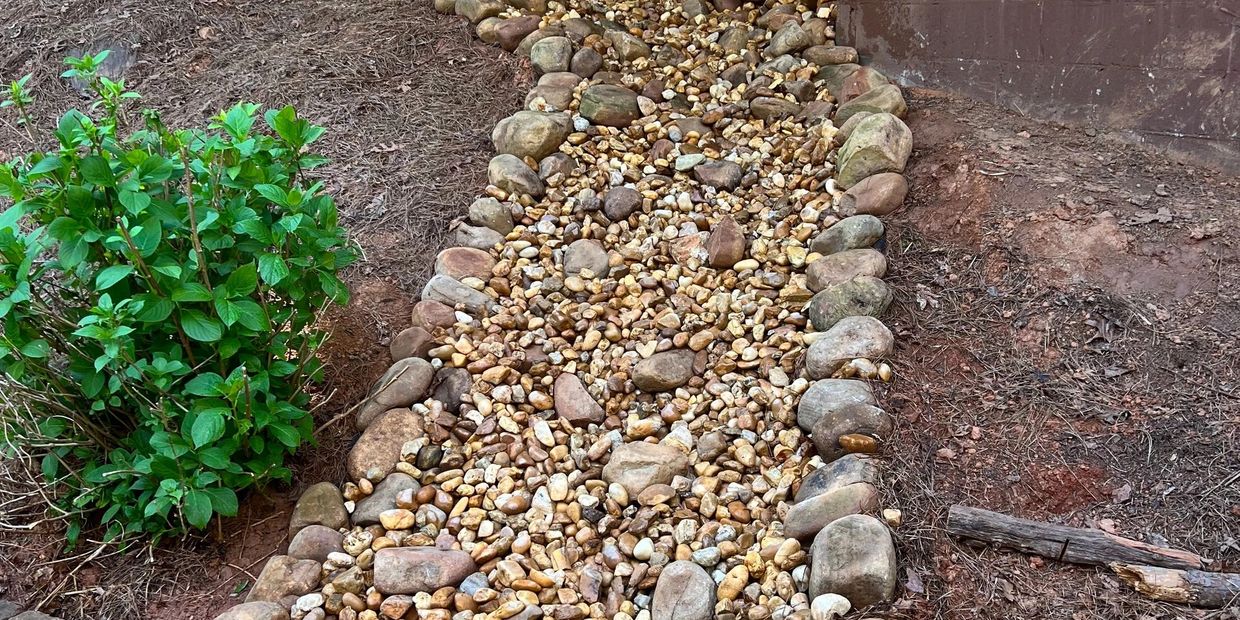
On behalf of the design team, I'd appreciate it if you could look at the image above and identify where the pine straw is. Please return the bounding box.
[0,0,527,617]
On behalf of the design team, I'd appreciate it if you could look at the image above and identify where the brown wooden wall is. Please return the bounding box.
[836,0,1239,171]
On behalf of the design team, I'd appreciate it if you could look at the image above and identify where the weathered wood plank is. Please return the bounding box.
[1111,563,1240,608]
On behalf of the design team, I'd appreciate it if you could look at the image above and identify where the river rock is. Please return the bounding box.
[488,154,545,197]
[356,358,434,430]
[604,186,642,221]
[389,325,434,361]
[809,514,898,607]
[706,215,746,268]
[554,372,605,425]
[469,197,514,234]
[796,379,877,432]
[564,238,610,277]
[212,602,290,620]
[495,15,542,52]
[810,215,885,256]
[580,84,640,127]
[806,276,893,331]
[492,111,571,161]
[605,30,650,60]
[454,222,505,250]
[432,366,473,411]
[348,408,425,480]
[784,482,880,541]
[838,67,890,104]
[454,0,504,23]
[806,249,888,291]
[803,45,858,65]
[632,350,695,392]
[434,247,496,281]
[751,96,801,121]
[530,36,573,74]
[422,274,496,316]
[811,403,893,462]
[806,316,894,378]
[353,472,419,526]
[816,63,860,97]
[245,555,320,603]
[836,84,908,126]
[373,548,477,594]
[287,525,344,562]
[839,173,908,217]
[651,560,715,620]
[288,482,349,537]
[602,441,689,497]
[795,454,881,503]
[836,113,913,189]
[571,47,604,77]
[694,160,743,190]
[767,22,812,57]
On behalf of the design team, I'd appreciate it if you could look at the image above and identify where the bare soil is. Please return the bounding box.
[881,88,1240,619]
[0,0,527,618]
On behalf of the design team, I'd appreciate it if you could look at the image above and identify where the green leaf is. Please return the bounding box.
[235,219,272,244]
[80,155,116,187]
[59,237,88,269]
[19,339,50,358]
[190,410,226,448]
[95,264,134,289]
[257,253,289,285]
[135,296,173,322]
[182,489,213,529]
[28,155,64,177]
[233,300,269,331]
[118,189,151,215]
[172,283,212,302]
[214,297,239,326]
[180,310,222,342]
[268,423,302,449]
[184,373,224,396]
[203,487,239,517]
[224,264,258,297]
[254,184,287,206]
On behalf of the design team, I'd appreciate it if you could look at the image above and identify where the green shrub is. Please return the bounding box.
[0,53,358,543]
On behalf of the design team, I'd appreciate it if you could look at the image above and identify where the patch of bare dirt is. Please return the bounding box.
[880,88,1240,619]
[0,0,527,617]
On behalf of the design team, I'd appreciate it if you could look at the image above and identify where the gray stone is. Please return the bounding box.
[602,441,690,497]
[767,22,812,57]
[488,154,545,197]
[809,514,898,607]
[288,481,348,537]
[10,614,59,620]
[245,555,320,603]
[422,274,496,316]
[356,358,434,430]
[564,238,610,278]
[287,524,344,562]
[454,0,504,23]
[836,84,907,126]
[580,84,640,127]
[810,215,885,256]
[632,350,695,392]
[784,482,879,541]
[373,548,477,594]
[554,372,605,426]
[693,160,743,190]
[719,27,750,53]
[605,30,651,60]
[806,316,895,378]
[796,379,876,432]
[604,186,642,221]
[795,454,881,503]
[806,276,893,332]
[751,96,801,122]
[454,222,505,250]
[837,112,913,189]
[530,36,573,75]
[652,560,715,620]
[433,366,473,411]
[492,111,572,161]
[517,25,565,57]
[212,603,290,620]
[353,472,419,526]
[811,402,893,463]
[348,407,425,480]
[571,47,604,77]
[839,172,908,217]
[0,601,21,620]
[806,249,888,292]
[803,45,858,66]
[833,110,874,147]
[539,153,577,179]
[468,197,514,235]
[815,63,860,97]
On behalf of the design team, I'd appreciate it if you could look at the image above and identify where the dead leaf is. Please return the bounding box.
[905,568,925,594]
[1112,483,1133,503]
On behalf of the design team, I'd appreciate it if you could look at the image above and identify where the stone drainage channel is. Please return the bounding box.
[214,0,912,619]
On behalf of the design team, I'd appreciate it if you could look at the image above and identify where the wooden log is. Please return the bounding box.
[1111,563,1240,608]
[946,505,1206,571]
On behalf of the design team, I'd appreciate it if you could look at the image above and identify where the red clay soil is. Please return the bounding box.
[879,88,1240,619]
[0,0,527,618]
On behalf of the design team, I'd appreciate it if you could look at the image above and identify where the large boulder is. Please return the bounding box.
[434,246,496,281]
[287,481,348,537]
[809,215,885,256]
[245,555,320,603]
[287,525,344,562]
[468,197,514,235]
[580,84,640,127]
[836,84,908,126]
[356,358,434,430]
[805,276,893,332]
[488,154,545,197]
[806,249,888,292]
[784,482,879,541]
[809,514,898,607]
[348,408,425,481]
[805,316,894,378]
[795,454,881,503]
[491,111,572,161]
[796,379,876,432]
[530,36,573,74]
[390,325,434,360]
[602,441,689,497]
[632,350,695,392]
[212,602,290,620]
[839,172,908,217]
[353,472,419,526]
[373,548,477,594]
[836,113,912,189]
[422,274,496,316]
[651,560,715,620]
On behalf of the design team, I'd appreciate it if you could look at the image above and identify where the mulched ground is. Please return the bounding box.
[0,0,527,617]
